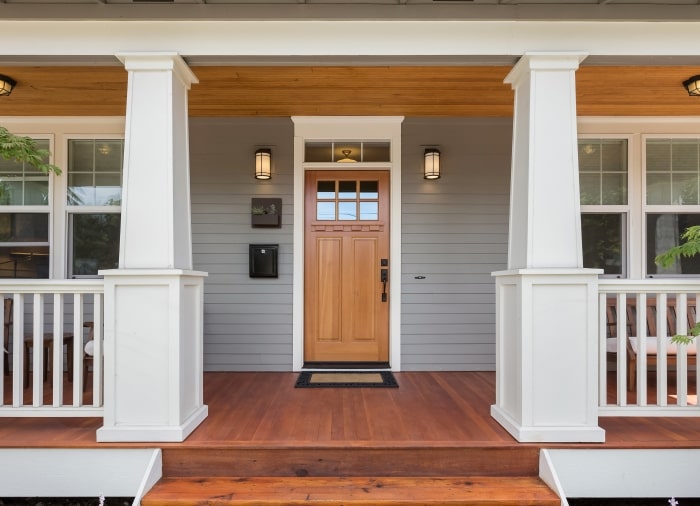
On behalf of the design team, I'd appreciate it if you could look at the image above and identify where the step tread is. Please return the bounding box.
[142,476,560,505]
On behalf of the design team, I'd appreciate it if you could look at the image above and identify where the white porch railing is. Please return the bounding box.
[599,279,700,416]
[0,280,103,417]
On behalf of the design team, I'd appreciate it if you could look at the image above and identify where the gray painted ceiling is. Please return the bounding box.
[2,0,700,21]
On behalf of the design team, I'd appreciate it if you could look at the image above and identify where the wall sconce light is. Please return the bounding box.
[0,75,16,96]
[424,148,441,180]
[255,148,272,180]
[683,75,700,96]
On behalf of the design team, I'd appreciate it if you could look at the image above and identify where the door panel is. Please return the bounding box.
[304,170,390,363]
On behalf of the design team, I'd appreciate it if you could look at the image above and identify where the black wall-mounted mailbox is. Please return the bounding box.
[249,244,279,278]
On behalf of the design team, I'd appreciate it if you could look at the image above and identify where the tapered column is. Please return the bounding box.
[491,52,605,443]
[97,53,207,442]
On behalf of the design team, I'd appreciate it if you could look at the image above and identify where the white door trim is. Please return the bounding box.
[291,116,404,371]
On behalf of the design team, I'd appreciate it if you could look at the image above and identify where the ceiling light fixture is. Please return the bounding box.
[0,75,16,96]
[683,75,700,96]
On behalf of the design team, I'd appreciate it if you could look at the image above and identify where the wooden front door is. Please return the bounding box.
[304,170,390,364]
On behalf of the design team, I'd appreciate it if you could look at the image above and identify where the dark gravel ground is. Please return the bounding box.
[0,499,132,506]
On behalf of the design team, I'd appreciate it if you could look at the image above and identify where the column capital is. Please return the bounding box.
[116,52,199,89]
[505,51,588,87]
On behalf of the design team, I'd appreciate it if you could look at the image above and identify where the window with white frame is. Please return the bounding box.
[645,137,700,276]
[579,138,629,277]
[0,138,51,278]
[66,139,123,278]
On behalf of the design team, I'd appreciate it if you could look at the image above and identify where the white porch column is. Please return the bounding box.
[490,52,605,443]
[97,53,208,443]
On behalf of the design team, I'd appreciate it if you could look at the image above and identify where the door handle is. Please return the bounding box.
[380,268,388,302]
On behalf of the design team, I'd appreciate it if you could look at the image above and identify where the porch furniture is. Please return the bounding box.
[24,330,74,386]
[606,297,697,391]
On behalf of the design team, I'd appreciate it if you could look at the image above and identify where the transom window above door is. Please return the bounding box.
[305,141,390,163]
[315,179,379,221]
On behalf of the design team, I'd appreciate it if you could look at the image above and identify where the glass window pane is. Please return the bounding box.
[338,202,356,220]
[68,140,95,172]
[601,141,627,171]
[317,181,335,199]
[581,214,624,276]
[578,142,601,172]
[71,213,121,277]
[602,173,628,205]
[316,202,335,220]
[0,156,22,175]
[359,181,378,199]
[0,213,49,242]
[338,181,356,199]
[0,246,49,278]
[94,141,123,172]
[672,140,699,172]
[305,142,333,163]
[672,173,699,205]
[334,144,361,163]
[359,202,378,221]
[647,213,700,275]
[0,181,23,206]
[647,140,671,172]
[68,173,95,206]
[579,174,601,205]
[95,174,122,206]
[646,173,671,205]
[362,142,391,162]
[23,181,49,206]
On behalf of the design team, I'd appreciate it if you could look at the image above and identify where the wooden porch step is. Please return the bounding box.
[141,476,561,505]
[161,446,542,478]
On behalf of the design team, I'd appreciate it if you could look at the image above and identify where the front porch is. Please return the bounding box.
[2,371,700,504]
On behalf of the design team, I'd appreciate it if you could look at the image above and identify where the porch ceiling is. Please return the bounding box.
[2,65,700,117]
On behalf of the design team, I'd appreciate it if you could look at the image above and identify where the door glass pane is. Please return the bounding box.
[359,181,378,199]
[338,181,356,199]
[317,181,335,199]
[359,202,378,221]
[581,213,624,276]
[338,202,356,220]
[71,213,121,277]
[316,202,335,220]
[647,213,700,275]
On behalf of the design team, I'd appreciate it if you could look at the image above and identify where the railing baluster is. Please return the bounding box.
[636,293,647,406]
[52,293,64,407]
[677,293,689,406]
[657,293,668,406]
[12,293,24,406]
[617,292,627,407]
[72,293,84,408]
[92,292,103,407]
[599,293,608,407]
[31,293,44,407]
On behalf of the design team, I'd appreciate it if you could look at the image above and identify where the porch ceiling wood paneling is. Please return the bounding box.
[2,65,700,117]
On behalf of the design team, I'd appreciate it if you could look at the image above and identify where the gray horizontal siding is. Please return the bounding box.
[190,117,294,372]
[400,118,512,371]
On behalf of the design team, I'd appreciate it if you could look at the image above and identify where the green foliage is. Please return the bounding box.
[672,320,700,346]
[0,126,61,175]
[654,225,700,269]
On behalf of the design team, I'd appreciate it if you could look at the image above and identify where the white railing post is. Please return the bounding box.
[72,293,84,407]
[31,293,44,407]
[657,292,668,406]
[52,293,64,407]
[12,293,24,406]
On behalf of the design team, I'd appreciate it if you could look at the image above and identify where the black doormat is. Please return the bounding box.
[295,371,398,388]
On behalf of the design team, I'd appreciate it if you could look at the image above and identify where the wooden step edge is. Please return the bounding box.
[142,476,561,506]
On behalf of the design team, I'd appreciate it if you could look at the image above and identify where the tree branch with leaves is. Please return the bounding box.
[0,126,61,175]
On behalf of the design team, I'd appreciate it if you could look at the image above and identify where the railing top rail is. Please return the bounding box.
[0,279,104,294]
[599,278,700,294]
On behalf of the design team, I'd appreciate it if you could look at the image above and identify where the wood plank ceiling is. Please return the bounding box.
[1,65,700,117]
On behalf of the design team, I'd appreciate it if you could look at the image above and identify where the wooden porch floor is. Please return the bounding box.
[2,371,700,450]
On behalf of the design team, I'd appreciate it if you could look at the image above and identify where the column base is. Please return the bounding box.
[97,405,208,443]
[491,404,605,443]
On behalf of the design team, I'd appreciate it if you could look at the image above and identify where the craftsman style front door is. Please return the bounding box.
[304,170,390,364]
